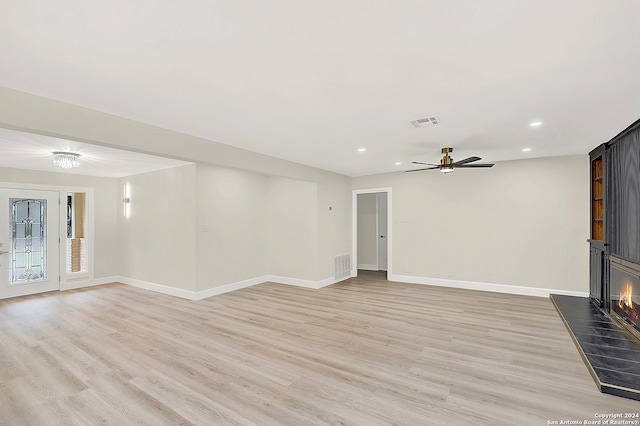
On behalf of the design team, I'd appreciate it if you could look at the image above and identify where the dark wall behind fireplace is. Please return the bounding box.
[589,118,640,312]
[607,128,640,263]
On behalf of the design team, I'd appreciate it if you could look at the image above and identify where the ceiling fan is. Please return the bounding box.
[407,147,495,174]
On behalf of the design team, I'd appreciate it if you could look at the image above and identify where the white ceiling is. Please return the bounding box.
[1,1,639,177]
[0,128,191,178]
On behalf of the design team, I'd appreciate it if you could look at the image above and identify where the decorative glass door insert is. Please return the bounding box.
[0,188,58,300]
[10,198,47,283]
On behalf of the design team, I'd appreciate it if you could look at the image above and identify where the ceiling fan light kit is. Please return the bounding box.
[407,147,495,174]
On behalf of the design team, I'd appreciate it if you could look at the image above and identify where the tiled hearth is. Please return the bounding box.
[551,294,640,401]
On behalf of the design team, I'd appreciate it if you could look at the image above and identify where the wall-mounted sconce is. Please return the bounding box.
[123,183,131,218]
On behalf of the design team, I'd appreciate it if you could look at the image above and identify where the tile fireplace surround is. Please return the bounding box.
[551,294,640,401]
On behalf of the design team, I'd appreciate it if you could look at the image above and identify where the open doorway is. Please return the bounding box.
[352,188,392,279]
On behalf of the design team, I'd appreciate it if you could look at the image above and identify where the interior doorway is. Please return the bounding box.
[352,188,392,278]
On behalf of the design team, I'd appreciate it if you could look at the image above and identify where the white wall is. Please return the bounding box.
[0,166,118,280]
[5,87,589,296]
[118,162,348,293]
[316,175,352,280]
[267,177,318,280]
[352,155,590,293]
[357,193,378,269]
[0,87,353,291]
[118,165,198,291]
[196,164,268,290]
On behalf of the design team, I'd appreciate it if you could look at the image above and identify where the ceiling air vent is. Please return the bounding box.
[409,116,439,128]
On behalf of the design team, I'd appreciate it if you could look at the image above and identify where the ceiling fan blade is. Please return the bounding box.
[451,156,481,166]
[411,161,439,166]
[405,166,440,172]
[456,163,495,168]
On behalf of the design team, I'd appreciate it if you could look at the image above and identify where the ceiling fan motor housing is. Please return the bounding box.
[441,147,454,166]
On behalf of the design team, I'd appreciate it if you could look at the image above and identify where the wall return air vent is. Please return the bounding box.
[334,254,351,280]
[409,116,439,128]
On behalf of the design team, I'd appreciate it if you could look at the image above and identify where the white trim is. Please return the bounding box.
[353,187,393,279]
[60,276,117,291]
[53,272,586,301]
[0,182,78,191]
[194,275,268,300]
[357,264,379,271]
[316,276,349,288]
[266,275,343,289]
[267,275,321,289]
[388,273,589,298]
[115,274,348,300]
[116,276,197,300]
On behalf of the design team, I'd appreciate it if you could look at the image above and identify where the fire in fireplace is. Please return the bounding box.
[616,282,639,325]
[610,256,640,341]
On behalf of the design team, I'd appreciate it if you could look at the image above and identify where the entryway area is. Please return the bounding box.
[352,188,392,279]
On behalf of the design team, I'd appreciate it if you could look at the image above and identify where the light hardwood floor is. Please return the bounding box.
[1,271,638,425]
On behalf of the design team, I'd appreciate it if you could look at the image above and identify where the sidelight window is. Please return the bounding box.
[66,192,87,274]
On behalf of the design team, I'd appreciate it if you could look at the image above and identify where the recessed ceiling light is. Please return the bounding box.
[394,162,402,166]
[358,148,367,152]
[522,148,532,152]
[529,121,542,127]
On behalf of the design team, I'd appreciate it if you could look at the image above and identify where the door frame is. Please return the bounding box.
[352,187,392,278]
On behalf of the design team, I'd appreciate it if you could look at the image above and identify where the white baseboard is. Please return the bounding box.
[266,275,318,289]
[267,275,348,290]
[116,276,197,300]
[59,273,586,301]
[357,264,379,271]
[546,289,589,297]
[115,274,347,300]
[60,276,118,291]
[388,274,589,298]
[194,276,269,300]
[316,276,350,288]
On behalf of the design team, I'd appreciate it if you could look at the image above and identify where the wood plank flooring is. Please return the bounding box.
[1,270,638,425]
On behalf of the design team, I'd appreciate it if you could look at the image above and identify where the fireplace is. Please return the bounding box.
[610,256,640,341]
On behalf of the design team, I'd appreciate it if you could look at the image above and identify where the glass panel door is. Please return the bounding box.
[11,198,47,282]
[0,189,59,299]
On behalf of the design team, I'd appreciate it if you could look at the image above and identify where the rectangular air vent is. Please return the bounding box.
[409,116,439,128]
[334,254,351,280]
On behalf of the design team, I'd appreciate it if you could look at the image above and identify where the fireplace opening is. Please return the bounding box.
[610,256,640,341]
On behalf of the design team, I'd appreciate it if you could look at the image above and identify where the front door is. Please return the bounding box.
[0,189,59,299]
